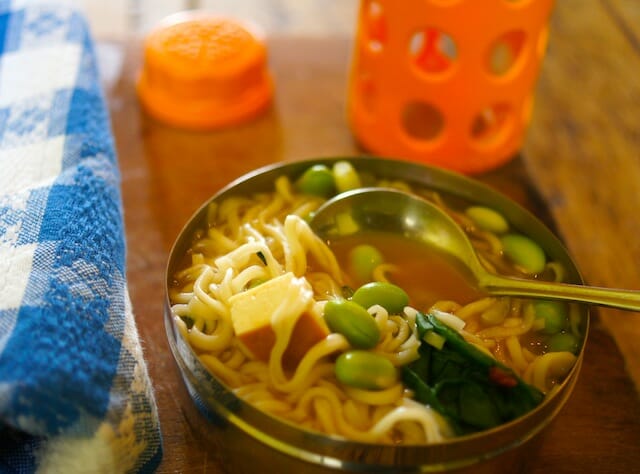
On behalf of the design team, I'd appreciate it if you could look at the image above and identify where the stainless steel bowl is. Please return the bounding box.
[164,156,589,473]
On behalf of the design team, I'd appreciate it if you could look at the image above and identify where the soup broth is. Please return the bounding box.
[329,232,484,309]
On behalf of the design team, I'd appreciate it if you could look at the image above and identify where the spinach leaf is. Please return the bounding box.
[404,311,544,435]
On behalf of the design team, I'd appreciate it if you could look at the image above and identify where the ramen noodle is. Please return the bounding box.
[169,161,582,444]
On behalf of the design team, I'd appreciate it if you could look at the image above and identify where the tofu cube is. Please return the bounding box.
[229,272,329,366]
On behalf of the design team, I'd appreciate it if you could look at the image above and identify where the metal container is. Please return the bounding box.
[164,156,588,473]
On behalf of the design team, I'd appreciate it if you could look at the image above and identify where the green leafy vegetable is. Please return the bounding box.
[179,315,195,329]
[256,251,267,266]
[403,311,544,435]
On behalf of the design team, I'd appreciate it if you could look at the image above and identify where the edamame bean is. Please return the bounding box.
[533,300,567,334]
[501,233,546,274]
[333,160,361,193]
[295,164,335,197]
[547,332,580,353]
[352,281,409,314]
[349,244,383,283]
[465,206,509,234]
[324,299,380,349]
[335,350,398,390]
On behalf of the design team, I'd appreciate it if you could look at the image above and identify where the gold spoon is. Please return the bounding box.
[310,187,640,311]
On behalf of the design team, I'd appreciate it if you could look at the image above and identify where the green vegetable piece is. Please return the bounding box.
[349,244,383,283]
[402,367,448,414]
[179,315,195,329]
[255,251,267,265]
[295,164,335,197]
[501,233,546,274]
[404,311,545,434]
[324,299,380,349]
[333,160,361,193]
[457,381,502,429]
[533,300,568,334]
[352,281,409,314]
[419,312,497,369]
[335,350,397,390]
[465,206,509,234]
[423,330,446,350]
[547,332,580,353]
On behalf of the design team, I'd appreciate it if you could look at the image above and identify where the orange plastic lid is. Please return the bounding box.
[137,11,273,129]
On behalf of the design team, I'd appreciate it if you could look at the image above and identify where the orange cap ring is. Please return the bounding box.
[137,11,273,130]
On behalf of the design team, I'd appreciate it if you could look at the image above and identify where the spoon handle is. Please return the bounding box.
[481,274,640,311]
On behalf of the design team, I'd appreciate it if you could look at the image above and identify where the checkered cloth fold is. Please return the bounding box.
[0,1,162,472]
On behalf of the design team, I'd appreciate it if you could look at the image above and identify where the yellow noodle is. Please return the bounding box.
[369,304,390,332]
[206,201,218,227]
[368,399,446,443]
[461,329,496,349]
[238,361,270,383]
[314,398,338,434]
[479,299,510,326]
[282,364,336,402]
[525,352,577,392]
[205,228,238,254]
[171,303,191,318]
[187,324,234,353]
[230,265,268,293]
[286,215,344,283]
[193,267,230,323]
[253,399,293,414]
[239,222,267,243]
[200,354,243,388]
[372,263,398,283]
[257,194,286,223]
[272,334,349,392]
[306,272,343,299]
[186,296,216,325]
[479,229,504,254]
[384,316,410,352]
[274,175,295,202]
[477,303,535,339]
[239,388,275,404]
[454,297,497,320]
[173,315,189,340]
[430,300,462,314]
[344,384,404,406]
[343,399,370,430]
[209,268,235,308]
[215,241,282,278]
[220,347,246,370]
[233,382,269,398]
[522,347,537,363]
[268,279,315,389]
[505,335,529,373]
[503,317,523,328]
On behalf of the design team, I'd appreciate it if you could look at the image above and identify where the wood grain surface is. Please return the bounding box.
[524,0,640,386]
[108,1,640,472]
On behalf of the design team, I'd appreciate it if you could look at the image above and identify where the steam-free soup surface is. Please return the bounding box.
[328,232,485,310]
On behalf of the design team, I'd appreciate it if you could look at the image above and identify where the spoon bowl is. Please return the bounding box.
[311,187,640,311]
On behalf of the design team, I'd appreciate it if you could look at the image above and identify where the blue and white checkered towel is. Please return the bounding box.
[0,2,162,472]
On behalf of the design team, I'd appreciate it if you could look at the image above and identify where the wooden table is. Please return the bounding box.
[108,0,640,472]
